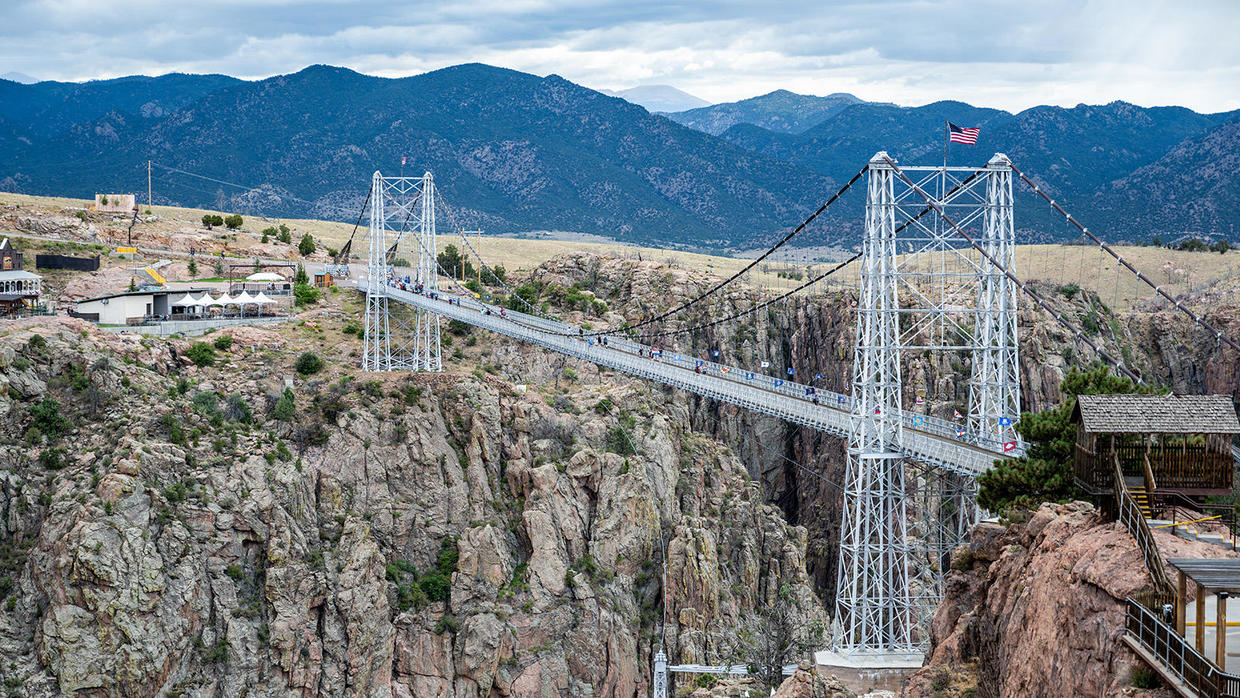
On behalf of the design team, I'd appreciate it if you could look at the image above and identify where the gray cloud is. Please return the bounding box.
[2,0,1237,111]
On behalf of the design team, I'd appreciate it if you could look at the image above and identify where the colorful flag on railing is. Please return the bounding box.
[775,379,784,387]
[761,361,770,368]
[999,416,1011,426]
[814,373,823,380]
[838,395,846,404]
[745,372,754,379]
[915,395,924,405]
[956,428,966,438]
[786,367,794,376]
[1003,441,1017,452]
[913,416,924,426]
[712,350,720,357]
[954,409,963,419]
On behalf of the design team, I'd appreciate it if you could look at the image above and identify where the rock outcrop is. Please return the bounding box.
[0,318,826,696]
[904,501,1238,697]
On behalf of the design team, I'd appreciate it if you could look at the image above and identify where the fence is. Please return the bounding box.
[1126,597,1240,698]
[1076,441,1233,491]
[35,254,101,271]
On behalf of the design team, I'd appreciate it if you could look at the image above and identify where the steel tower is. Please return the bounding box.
[363,171,442,372]
[835,152,1020,655]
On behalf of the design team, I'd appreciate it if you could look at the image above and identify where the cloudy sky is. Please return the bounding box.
[3,0,1238,112]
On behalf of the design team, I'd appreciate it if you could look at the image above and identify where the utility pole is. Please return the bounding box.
[147,160,152,211]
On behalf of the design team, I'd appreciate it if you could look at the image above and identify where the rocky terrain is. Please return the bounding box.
[903,501,1239,697]
[0,310,831,696]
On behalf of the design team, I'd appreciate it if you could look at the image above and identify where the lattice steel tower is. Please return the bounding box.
[362,171,442,372]
[834,152,1020,655]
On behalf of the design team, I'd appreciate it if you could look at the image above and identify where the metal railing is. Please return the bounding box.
[376,283,1021,477]
[1126,597,1240,698]
[1114,453,1176,598]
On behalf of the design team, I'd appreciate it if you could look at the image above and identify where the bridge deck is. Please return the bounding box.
[374,284,1015,477]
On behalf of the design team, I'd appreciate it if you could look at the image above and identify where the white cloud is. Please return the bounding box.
[1,0,1237,111]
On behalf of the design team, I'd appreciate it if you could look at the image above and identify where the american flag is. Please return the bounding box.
[948,122,980,145]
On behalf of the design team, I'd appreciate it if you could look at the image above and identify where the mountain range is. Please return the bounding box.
[597,85,709,113]
[1,64,1237,249]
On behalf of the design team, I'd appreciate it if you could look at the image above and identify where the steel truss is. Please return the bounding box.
[363,171,442,372]
[834,152,1019,655]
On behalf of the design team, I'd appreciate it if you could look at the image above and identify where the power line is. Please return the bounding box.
[150,162,319,207]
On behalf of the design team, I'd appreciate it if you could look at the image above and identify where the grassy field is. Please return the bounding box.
[3,191,1236,311]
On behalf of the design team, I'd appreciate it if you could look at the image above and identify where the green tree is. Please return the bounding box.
[202,214,214,229]
[977,365,1157,513]
[214,259,225,277]
[298,234,316,256]
[224,214,243,230]
[294,263,309,286]
[188,259,198,277]
[209,214,224,228]
[272,388,296,421]
[293,284,320,307]
[436,245,474,279]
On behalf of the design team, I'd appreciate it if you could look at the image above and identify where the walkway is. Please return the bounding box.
[373,283,1020,478]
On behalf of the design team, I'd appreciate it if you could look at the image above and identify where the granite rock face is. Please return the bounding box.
[0,318,825,696]
[904,501,1238,698]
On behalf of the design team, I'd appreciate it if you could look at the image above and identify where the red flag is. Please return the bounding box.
[1003,441,1017,452]
[401,156,407,166]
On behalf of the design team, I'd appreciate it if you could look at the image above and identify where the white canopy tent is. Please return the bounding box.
[252,292,276,305]
[246,272,285,282]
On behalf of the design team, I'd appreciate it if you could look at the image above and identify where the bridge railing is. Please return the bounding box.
[375,283,1011,475]
[437,286,1020,455]
[1126,597,1240,698]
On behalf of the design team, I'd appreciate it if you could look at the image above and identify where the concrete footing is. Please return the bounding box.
[815,649,924,694]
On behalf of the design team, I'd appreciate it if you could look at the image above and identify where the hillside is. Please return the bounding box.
[0,65,834,251]
[665,89,890,135]
[716,100,1240,241]
[2,65,1239,251]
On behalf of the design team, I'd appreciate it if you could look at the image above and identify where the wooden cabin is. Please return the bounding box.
[1073,394,1240,504]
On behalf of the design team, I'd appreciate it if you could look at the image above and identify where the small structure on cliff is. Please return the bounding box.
[1072,394,1240,513]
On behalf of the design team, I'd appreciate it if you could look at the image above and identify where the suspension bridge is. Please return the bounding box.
[351,151,1240,687]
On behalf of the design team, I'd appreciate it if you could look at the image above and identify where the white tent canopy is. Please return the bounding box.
[234,291,256,305]
[210,293,233,306]
[246,272,285,282]
[169,293,199,307]
[252,292,276,305]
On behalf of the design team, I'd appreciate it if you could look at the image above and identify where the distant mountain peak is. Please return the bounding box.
[666,89,888,136]
[598,85,710,113]
[1,71,37,85]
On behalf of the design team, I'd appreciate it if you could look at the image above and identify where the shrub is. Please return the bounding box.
[187,259,198,277]
[293,284,320,307]
[185,342,216,367]
[272,388,296,421]
[223,214,243,230]
[212,335,233,351]
[224,564,243,580]
[296,352,324,376]
[30,398,69,439]
[226,394,253,424]
[298,234,316,256]
[420,574,451,602]
[1056,283,1080,300]
[38,446,66,470]
[1131,664,1161,688]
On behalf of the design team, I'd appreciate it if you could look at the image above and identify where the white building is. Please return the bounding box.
[72,290,170,325]
[0,270,41,297]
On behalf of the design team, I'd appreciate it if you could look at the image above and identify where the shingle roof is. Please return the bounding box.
[1075,394,1240,434]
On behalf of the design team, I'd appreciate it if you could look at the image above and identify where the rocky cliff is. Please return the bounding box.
[0,317,826,696]
[903,501,1238,697]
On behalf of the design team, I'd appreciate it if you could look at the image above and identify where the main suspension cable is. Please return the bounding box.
[572,165,871,338]
[1008,163,1240,356]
